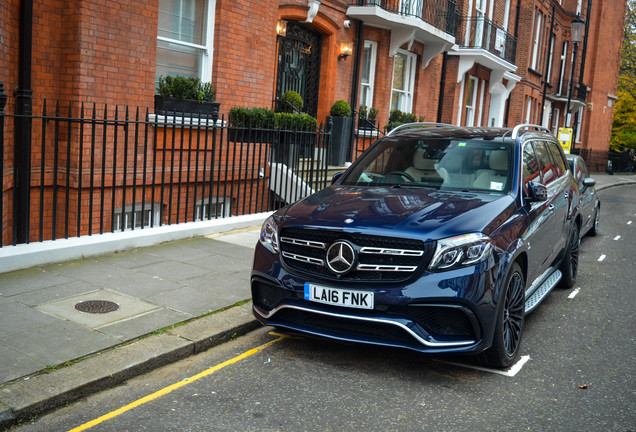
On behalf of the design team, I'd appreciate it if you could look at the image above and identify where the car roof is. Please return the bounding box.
[386,123,554,144]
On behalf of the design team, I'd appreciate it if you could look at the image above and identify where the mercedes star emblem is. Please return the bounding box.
[326,241,356,274]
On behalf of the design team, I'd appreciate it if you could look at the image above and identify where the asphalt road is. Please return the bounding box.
[13,185,636,432]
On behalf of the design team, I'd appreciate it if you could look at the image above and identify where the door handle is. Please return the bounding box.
[548,204,555,213]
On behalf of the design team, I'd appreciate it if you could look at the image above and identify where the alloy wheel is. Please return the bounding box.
[503,272,525,357]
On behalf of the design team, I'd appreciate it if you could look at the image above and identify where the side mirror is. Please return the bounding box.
[331,172,344,184]
[583,177,596,188]
[526,181,548,203]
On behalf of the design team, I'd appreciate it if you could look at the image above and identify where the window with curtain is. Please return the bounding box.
[156,0,215,85]
[531,9,543,70]
[391,50,417,113]
[360,41,378,110]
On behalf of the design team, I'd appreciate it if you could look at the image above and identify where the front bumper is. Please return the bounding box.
[251,242,500,355]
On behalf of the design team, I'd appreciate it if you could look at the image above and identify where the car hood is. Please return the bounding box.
[278,185,516,241]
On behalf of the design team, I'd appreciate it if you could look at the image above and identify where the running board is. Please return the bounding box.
[525,270,562,313]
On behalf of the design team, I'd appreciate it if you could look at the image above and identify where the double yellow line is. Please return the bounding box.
[69,333,287,432]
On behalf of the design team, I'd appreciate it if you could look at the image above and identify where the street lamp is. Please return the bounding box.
[565,14,585,151]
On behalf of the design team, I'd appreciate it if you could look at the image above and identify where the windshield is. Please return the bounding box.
[340,137,513,193]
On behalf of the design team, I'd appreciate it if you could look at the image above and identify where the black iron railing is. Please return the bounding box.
[349,0,459,36]
[457,17,517,64]
[554,79,587,101]
[0,89,332,247]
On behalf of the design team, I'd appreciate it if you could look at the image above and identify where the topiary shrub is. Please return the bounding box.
[280,91,304,113]
[330,100,352,117]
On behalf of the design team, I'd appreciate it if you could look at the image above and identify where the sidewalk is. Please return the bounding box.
[0,173,634,428]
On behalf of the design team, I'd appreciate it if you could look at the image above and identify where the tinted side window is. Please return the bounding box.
[533,141,556,185]
[522,143,541,194]
[546,141,567,177]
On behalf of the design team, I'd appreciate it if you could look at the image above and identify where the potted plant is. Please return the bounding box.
[279,90,304,113]
[155,75,220,116]
[358,105,379,130]
[327,100,353,166]
[385,109,419,131]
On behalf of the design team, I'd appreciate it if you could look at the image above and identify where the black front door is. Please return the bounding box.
[276,21,322,117]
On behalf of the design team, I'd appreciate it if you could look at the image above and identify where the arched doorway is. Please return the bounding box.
[275,21,322,117]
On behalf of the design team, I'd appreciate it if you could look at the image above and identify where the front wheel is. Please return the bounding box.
[559,224,580,288]
[479,262,525,368]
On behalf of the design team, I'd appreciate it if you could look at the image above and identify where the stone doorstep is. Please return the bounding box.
[0,301,259,429]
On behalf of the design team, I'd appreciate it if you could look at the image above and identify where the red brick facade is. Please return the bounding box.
[0,0,626,245]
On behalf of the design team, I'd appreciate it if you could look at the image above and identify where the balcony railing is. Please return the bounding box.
[457,16,517,64]
[349,0,460,36]
[554,80,587,101]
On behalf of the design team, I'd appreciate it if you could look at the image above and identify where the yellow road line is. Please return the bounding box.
[68,333,286,432]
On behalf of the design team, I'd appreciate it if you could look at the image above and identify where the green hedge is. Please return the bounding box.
[229,107,317,131]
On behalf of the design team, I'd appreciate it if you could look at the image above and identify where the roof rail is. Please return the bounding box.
[387,122,454,136]
[511,124,551,140]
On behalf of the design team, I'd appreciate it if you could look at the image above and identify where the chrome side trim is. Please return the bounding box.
[281,252,324,266]
[360,247,423,257]
[281,237,326,249]
[254,304,475,348]
[357,264,417,272]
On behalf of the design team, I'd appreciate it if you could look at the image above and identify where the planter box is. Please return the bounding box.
[327,116,353,166]
[155,95,220,117]
[357,118,377,131]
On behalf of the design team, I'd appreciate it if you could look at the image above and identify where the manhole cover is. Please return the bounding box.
[75,300,119,314]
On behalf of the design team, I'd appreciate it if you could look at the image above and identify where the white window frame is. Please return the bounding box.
[531,9,543,70]
[195,197,231,220]
[465,76,479,126]
[113,203,161,232]
[391,49,417,113]
[156,0,216,83]
[503,0,511,31]
[546,35,555,84]
[552,108,560,136]
[558,41,568,95]
[525,97,533,123]
[360,41,378,110]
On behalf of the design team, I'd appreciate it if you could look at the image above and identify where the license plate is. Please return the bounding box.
[304,283,374,310]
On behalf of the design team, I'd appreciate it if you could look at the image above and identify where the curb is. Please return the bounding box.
[0,302,260,429]
[595,180,636,192]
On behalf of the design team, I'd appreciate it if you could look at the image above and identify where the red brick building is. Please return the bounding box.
[0,0,626,245]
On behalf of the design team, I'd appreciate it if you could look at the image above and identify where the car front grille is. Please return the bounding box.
[279,228,435,282]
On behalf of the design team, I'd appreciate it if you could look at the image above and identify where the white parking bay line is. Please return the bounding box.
[568,288,581,299]
[440,355,531,377]
[598,254,606,262]
[614,235,621,241]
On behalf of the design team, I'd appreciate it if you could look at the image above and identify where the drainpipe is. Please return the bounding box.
[540,5,555,123]
[348,19,363,161]
[437,52,448,123]
[578,0,592,89]
[505,0,522,127]
[14,0,34,244]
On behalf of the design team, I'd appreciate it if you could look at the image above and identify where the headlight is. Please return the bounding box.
[428,233,493,271]
[259,216,280,254]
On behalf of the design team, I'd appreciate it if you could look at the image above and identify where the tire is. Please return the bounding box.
[559,223,580,288]
[588,206,599,237]
[479,262,525,368]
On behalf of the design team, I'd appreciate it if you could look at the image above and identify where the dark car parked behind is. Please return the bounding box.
[567,154,600,237]
[251,123,582,368]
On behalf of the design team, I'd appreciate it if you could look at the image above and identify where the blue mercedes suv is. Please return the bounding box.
[251,124,581,368]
